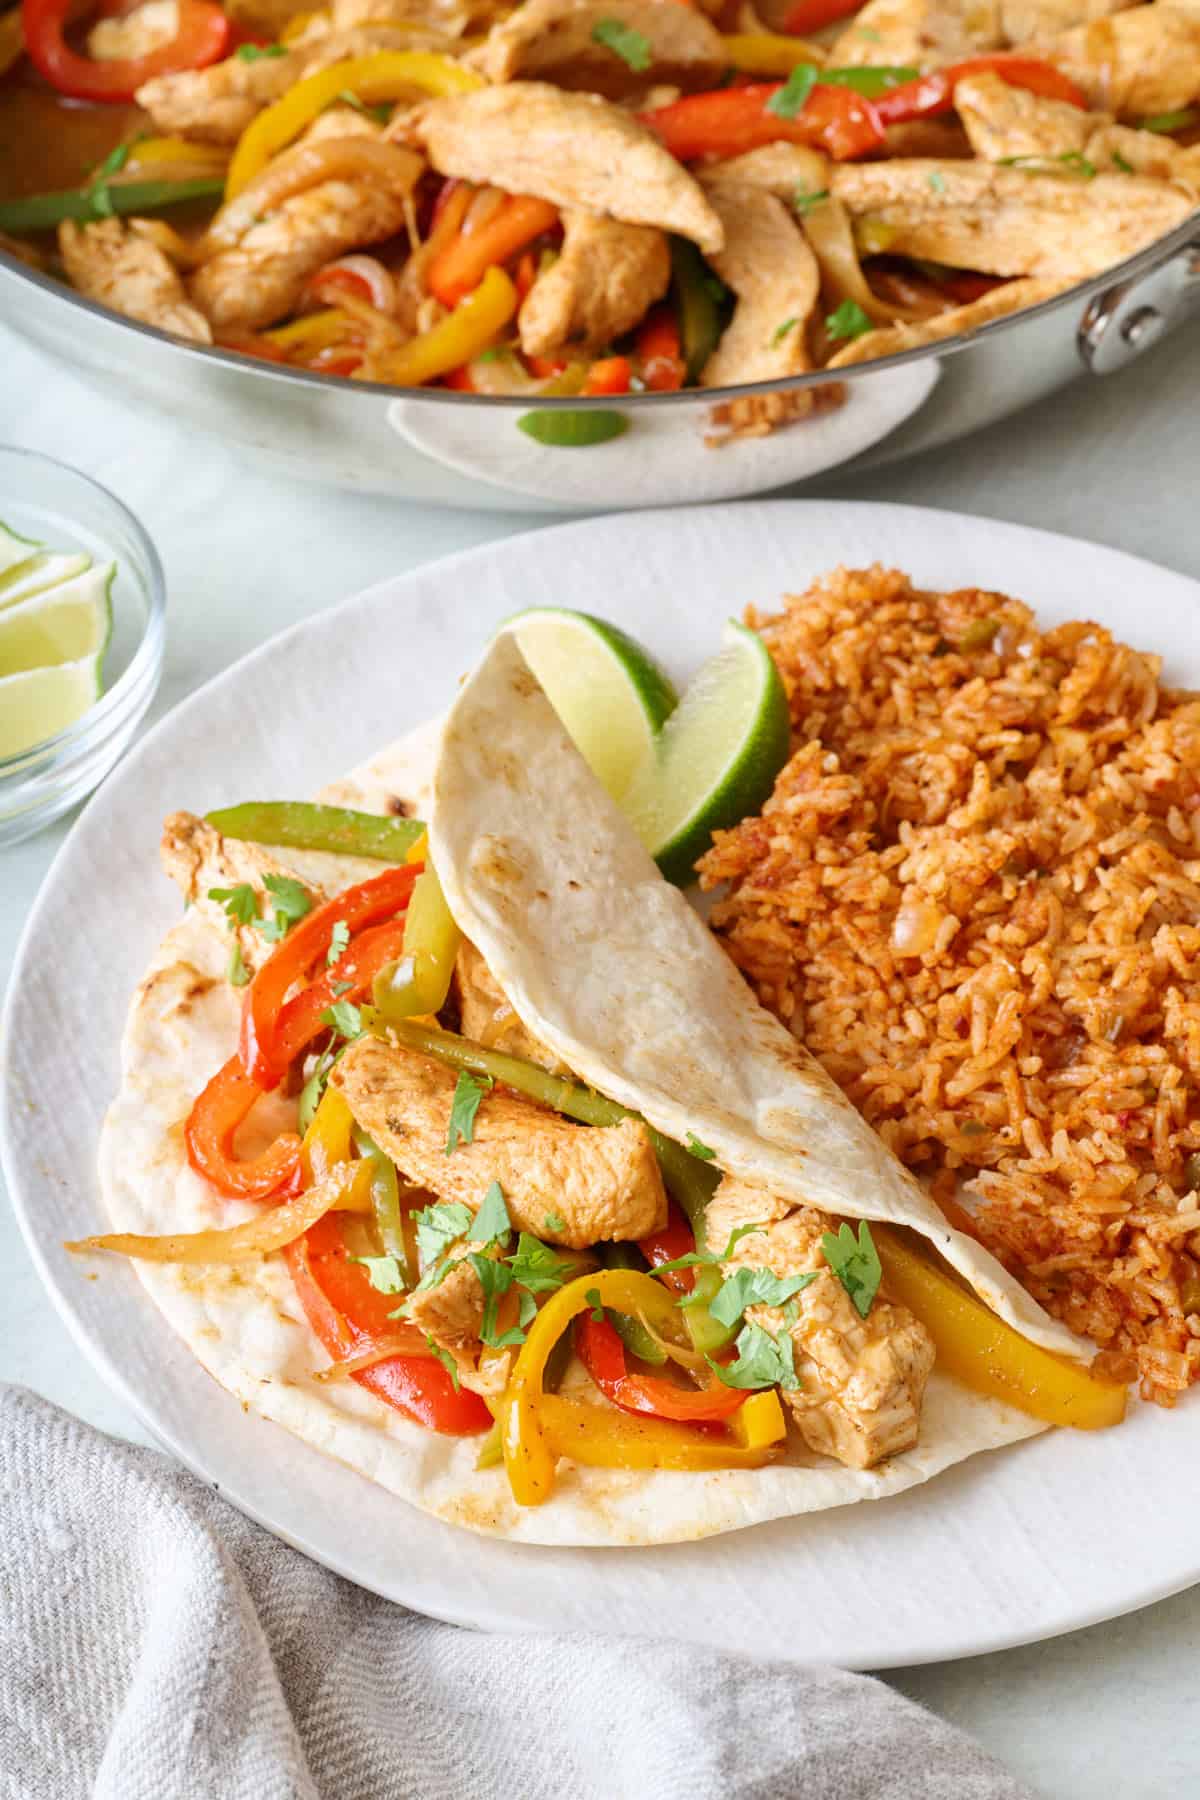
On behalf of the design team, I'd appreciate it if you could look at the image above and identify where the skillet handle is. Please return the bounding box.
[1077,233,1200,376]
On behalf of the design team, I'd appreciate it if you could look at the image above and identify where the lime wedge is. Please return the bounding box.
[621,620,791,885]
[0,655,103,758]
[508,608,678,801]
[0,549,92,610]
[0,561,114,678]
[0,519,42,584]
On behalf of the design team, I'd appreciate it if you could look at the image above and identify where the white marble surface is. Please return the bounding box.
[3,316,1200,1800]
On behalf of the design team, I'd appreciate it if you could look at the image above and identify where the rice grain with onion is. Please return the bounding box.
[700,566,1200,1405]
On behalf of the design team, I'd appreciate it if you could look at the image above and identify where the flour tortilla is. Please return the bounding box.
[98,642,1083,1547]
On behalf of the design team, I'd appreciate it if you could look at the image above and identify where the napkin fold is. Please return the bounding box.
[0,1387,1031,1800]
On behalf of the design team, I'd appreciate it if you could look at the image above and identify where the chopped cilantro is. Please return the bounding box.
[585,1286,605,1323]
[766,62,818,120]
[543,1212,567,1234]
[423,1334,461,1390]
[349,1253,406,1295]
[653,1222,766,1277]
[227,942,250,988]
[445,1069,493,1155]
[235,41,286,59]
[414,1200,473,1282]
[771,316,798,346]
[709,1320,800,1391]
[326,919,350,965]
[329,979,353,998]
[825,299,873,342]
[591,17,652,70]
[508,1233,576,1294]
[998,150,1096,178]
[1111,150,1134,173]
[209,883,259,926]
[468,1254,524,1346]
[320,999,363,1041]
[686,1133,716,1161]
[87,140,132,219]
[256,874,313,942]
[928,170,946,193]
[472,1180,512,1248]
[1140,108,1198,134]
[793,185,830,215]
[821,1220,882,1318]
[709,1266,819,1329]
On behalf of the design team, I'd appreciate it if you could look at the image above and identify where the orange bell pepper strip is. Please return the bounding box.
[779,0,864,33]
[581,354,632,396]
[874,1225,1127,1430]
[636,307,686,392]
[576,1314,747,1422]
[427,194,559,308]
[873,54,1086,124]
[640,80,884,162]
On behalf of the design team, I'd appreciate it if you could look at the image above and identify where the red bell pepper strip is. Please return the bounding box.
[939,271,1008,304]
[240,864,419,1089]
[286,1213,491,1434]
[780,0,864,35]
[873,55,1086,125]
[265,916,409,1072]
[22,0,231,104]
[581,355,633,396]
[636,307,686,392]
[638,1199,697,1294]
[185,1056,305,1202]
[640,81,884,162]
[427,193,559,309]
[577,1314,747,1422]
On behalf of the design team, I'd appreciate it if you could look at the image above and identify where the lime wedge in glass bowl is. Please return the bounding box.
[0,657,106,759]
[0,561,114,679]
[508,607,678,802]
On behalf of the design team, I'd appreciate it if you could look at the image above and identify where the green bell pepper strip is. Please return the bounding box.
[0,177,226,234]
[205,801,426,862]
[598,1244,669,1366]
[670,237,729,384]
[373,862,461,1023]
[351,1125,408,1279]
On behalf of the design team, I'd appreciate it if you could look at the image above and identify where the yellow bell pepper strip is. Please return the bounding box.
[264,308,352,352]
[728,1388,788,1449]
[280,8,329,42]
[125,135,230,174]
[205,800,426,862]
[368,265,518,387]
[874,1224,1127,1430]
[503,1267,772,1504]
[300,1082,357,1184]
[66,1159,374,1264]
[721,32,826,75]
[373,861,461,1023]
[226,51,483,196]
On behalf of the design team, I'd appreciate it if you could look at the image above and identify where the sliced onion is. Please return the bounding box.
[801,195,924,326]
[202,139,424,252]
[313,1331,434,1381]
[634,1310,708,1370]
[67,1161,374,1265]
[310,253,397,314]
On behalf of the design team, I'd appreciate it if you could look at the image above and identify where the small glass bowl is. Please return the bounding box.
[0,446,165,846]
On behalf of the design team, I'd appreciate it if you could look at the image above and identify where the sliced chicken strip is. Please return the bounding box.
[831,0,1000,67]
[702,141,830,201]
[999,0,1134,46]
[332,1036,668,1247]
[826,273,1071,364]
[707,1176,935,1471]
[404,1254,488,1351]
[330,0,476,28]
[453,940,572,1075]
[58,219,212,344]
[160,811,322,978]
[405,81,724,251]
[518,209,670,356]
[469,0,727,98]
[698,179,820,389]
[1038,3,1200,116]
[831,158,1193,278]
[957,69,1200,188]
[136,25,447,145]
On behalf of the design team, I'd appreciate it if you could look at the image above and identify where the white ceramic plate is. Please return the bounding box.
[4,501,1199,1671]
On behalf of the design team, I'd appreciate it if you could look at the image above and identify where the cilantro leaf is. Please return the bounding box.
[509,1233,577,1294]
[709,1267,819,1329]
[445,1069,493,1155]
[320,999,363,1041]
[414,1200,473,1283]
[686,1133,716,1161]
[256,874,313,942]
[771,317,798,346]
[472,1180,512,1248]
[793,186,830,215]
[821,1221,881,1318]
[585,1286,605,1323]
[329,980,353,998]
[591,17,652,70]
[235,40,286,59]
[87,140,132,219]
[467,1253,522,1345]
[349,1253,406,1295]
[928,170,946,193]
[423,1334,461,1390]
[209,883,259,926]
[543,1211,567,1234]
[227,942,250,988]
[998,149,1096,178]
[825,299,873,342]
[1111,149,1134,172]
[766,62,818,119]
[327,919,350,965]
[709,1320,800,1391]
[652,1222,766,1276]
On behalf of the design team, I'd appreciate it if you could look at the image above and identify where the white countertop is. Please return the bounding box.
[4,317,1200,1800]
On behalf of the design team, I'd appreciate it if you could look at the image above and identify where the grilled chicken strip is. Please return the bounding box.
[59,219,212,344]
[160,811,322,979]
[518,209,670,356]
[136,25,443,145]
[453,940,571,1074]
[332,1035,668,1246]
[956,69,1200,187]
[707,1176,935,1470]
[404,82,724,251]
[831,158,1193,277]
[827,274,1071,365]
[1039,1,1200,116]
[830,0,1132,64]
[404,1255,488,1351]
[470,0,728,97]
[698,179,820,389]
